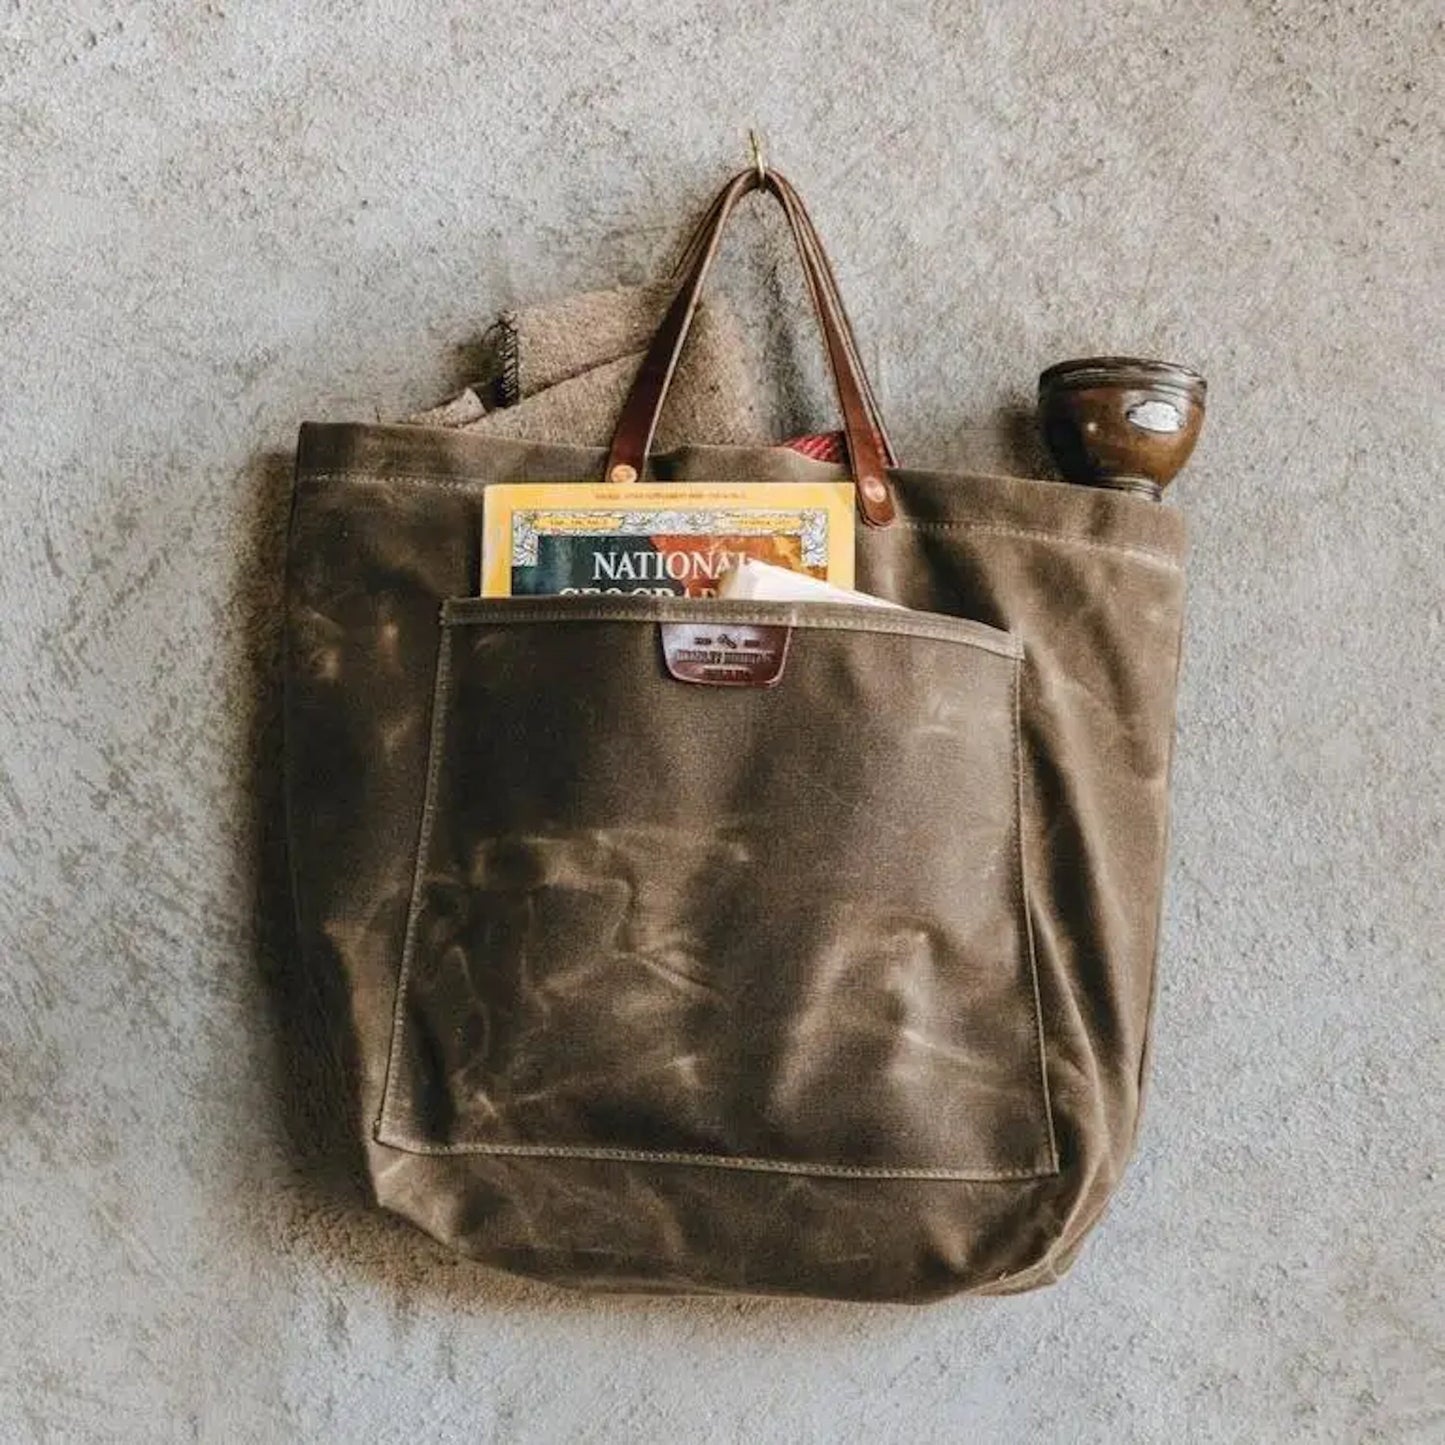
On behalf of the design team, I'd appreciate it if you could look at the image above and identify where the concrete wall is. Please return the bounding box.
[2,2,1439,1440]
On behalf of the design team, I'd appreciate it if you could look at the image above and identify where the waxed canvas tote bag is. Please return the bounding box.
[282,167,1187,1302]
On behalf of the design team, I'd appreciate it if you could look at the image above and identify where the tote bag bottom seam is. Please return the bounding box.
[368,1132,1060,1181]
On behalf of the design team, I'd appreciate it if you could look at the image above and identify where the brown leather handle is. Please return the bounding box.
[670,172,898,470]
[605,169,898,527]
[772,173,898,468]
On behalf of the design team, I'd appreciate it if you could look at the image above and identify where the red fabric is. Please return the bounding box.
[782,430,846,464]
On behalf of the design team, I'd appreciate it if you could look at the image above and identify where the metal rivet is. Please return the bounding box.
[860,475,886,500]
[609,463,639,485]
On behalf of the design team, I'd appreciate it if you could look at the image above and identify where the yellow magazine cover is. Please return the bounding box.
[480,480,856,597]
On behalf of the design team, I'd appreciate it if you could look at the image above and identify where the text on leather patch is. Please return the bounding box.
[659,622,791,688]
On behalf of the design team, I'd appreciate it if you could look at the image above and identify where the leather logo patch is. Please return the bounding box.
[659,622,791,688]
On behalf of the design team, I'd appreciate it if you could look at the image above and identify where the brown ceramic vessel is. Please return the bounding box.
[1038,356,1206,500]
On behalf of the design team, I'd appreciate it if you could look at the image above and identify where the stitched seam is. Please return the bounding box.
[1129,575,1189,1150]
[440,601,1021,658]
[302,470,495,492]
[294,475,1181,567]
[367,1137,1056,1181]
[375,625,455,1140]
[374,610,1049,1180]
[1013,654,1060,1173]
[896,518,1182,569]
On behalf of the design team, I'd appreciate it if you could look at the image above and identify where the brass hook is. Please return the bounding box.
[748,129,766,183]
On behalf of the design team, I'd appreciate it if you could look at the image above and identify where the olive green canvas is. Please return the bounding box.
[283,421,1185,1301]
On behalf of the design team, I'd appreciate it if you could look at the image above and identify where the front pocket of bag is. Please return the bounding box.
[375,597,1057,1180]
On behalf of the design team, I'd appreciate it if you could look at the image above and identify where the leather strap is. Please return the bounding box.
[606,169,898,527]
[668,176,894,462]
[770,173,898,467]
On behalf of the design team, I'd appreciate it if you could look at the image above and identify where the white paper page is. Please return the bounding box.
[716,558,904,609]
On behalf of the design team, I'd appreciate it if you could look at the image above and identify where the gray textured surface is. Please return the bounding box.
[2,2,1441,1441]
